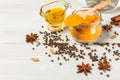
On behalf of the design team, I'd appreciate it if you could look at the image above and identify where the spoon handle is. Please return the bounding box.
[80,0,111,18]
[88,0,111,12]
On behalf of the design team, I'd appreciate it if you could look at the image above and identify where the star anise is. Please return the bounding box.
[103,24,112,31]
[98,59,111,72]
[77,62,92,76]
[26,33,39,43]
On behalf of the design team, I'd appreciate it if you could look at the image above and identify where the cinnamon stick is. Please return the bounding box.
[111,14,120,26]
[111,15,120,22]
[111,20,120,26]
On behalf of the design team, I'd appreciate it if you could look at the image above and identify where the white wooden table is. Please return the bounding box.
[0,0,120,80]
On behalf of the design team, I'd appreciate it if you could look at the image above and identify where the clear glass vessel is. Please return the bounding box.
[69,8,102,43]
[40,0,70,32]
[86,0,119,12]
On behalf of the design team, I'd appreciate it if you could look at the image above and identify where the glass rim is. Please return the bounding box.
[40,0,71,17]
[72,7,102,27]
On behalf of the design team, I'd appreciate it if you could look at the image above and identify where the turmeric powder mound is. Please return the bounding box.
[83,15,99,24]
[64,14,83,26]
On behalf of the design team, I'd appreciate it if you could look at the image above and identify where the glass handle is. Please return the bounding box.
[40,0,60,17]
[40,0,71,17]
[64,2,72,10]
[40,6,44,17]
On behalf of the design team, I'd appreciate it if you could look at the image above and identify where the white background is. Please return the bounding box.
[0,0,120,80]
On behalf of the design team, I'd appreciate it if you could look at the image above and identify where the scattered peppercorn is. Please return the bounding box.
[26,25,120,78]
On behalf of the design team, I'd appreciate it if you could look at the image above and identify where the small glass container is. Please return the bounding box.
[86,0,119,12]
[69,8,102,43]
[40,0,70,32]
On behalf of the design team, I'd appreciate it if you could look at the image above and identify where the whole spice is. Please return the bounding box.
[32,48,35,50]
[106,74,110,77]
[50,48,55,54]
[98,59,111,72]
[111,34,117,39]
[77,62,92,76]
[51,60,54,62]
[111,21,120,26]
[111,15,120,22]
[90,55,98,62]
[100,72,103,75]
[117,43,120,47]
[103,24,112,31]
[114,31,119,35]
[59,62,62,66]
[26,33,39,43]
[111,14,120,26]
[26,25,120,78]
[88,53,98,62]
[31,57,40,62]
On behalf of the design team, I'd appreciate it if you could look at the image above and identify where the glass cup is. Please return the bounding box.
[40,0,71,32]
[86,0,119,12]
[69,8,102,43]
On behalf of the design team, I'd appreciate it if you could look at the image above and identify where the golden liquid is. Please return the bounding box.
[45,7,65,26]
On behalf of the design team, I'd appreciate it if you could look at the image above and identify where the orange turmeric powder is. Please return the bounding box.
[64,14,83,26]
[69,14,102,42]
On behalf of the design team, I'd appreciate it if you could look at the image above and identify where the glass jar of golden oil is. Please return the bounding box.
[40,0,71,32]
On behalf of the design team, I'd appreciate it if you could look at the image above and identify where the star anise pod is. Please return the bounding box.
[26,33,39,43]
[77,62,92,76]
[103,24,112,31]
[98,59,111,72]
